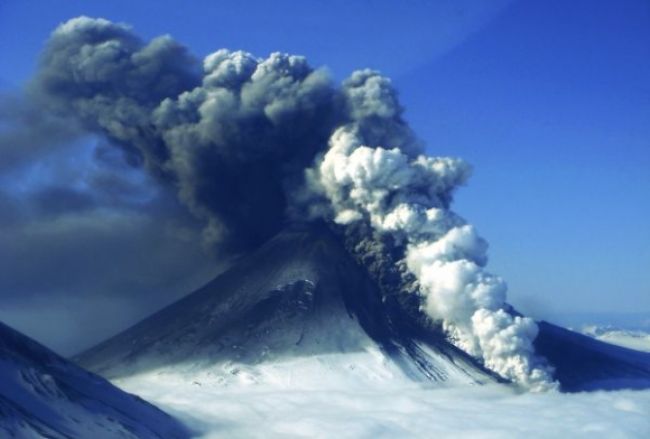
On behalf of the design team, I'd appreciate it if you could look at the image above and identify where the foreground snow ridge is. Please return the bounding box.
[0,321,188,439]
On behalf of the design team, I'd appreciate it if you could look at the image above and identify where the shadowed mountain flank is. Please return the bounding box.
[0,321,189,438]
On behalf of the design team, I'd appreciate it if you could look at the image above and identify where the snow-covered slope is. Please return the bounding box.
[77,223,493,388]
[0,320,189,438]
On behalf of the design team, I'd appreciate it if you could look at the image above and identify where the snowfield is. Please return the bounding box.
[582,326,650,353]
[115,364,650,438]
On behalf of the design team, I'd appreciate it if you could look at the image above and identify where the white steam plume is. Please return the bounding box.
[304,72,557,391]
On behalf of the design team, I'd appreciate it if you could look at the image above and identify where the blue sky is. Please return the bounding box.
[1,0,648,322]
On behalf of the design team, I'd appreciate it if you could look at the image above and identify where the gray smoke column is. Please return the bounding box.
[31,17,556,390]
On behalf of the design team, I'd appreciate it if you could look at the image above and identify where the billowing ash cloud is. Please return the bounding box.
[28,16,556,389]
[33,16,340,249]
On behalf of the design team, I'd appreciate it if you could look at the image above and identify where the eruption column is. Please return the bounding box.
[32,17,557,390]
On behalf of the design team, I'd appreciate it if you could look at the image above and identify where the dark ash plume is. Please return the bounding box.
[33,17,341,250]
[26,16,557,389]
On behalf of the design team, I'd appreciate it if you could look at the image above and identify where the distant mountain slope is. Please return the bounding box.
[76,224,493,388]
[535,321,650,391]
[0,321,189,438]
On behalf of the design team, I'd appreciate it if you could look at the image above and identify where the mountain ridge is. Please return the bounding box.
[0,320,189,438]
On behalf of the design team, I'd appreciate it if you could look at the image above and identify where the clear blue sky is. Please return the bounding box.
[1,0,648,320]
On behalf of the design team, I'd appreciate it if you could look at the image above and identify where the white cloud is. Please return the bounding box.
[116,370,650,438]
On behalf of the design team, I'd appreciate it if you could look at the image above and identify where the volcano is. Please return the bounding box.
[76,224,495,388]
[0,321,188,438]
[76,224,650,392]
